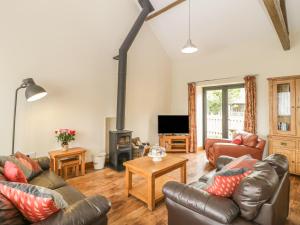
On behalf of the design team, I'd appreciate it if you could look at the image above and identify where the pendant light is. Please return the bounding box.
[181,0,198,54]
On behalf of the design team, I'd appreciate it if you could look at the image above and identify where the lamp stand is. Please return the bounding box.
[12,85,26,155]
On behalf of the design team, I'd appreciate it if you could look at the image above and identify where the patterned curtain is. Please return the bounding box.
[244,76,257,134]
[188,82,197,153]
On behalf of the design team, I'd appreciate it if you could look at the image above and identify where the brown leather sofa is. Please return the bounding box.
[205,132,266,166]
[1,157,111,225]
[163,154,290,225]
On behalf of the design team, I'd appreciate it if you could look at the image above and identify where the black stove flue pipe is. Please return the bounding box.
[114,0,154,130]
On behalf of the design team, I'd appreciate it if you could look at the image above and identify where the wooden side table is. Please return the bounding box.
[49,147,86,176]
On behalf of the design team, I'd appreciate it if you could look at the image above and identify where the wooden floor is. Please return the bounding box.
[68,152,300,225]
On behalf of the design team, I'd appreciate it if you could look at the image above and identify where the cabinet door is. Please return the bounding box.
[296,79,300,135]
[272,79,296,136]
[273,149,296,173]
[296,151,300,175]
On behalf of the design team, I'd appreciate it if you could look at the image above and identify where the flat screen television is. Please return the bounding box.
[158,115,189,134]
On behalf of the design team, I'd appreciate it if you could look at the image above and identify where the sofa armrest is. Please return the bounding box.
[32,195,111,225]
[163,181,239,224]
[216,155,236,171]
[35,157,51,170]
[204,138,231,150]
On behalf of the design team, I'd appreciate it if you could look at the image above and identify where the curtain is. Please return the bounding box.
[244,76,257,133]
[188,82,197,152]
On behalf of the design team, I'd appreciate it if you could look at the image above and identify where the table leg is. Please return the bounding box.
[147,175,155,211]
[81,153,86,176]
[181,163,187,184]
[125,168,132,197]
[50,157,54,171]
[54,158,59,175]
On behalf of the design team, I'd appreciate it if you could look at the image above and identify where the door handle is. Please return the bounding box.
[280,142,288,146]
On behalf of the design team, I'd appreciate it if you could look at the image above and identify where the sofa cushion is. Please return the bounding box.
[0,192,25,225]
[263,154,289,178]
[241,133,258,147]
[0,181,68,223]
[206,168,252,197]
[223,155,257,171]
[232,135,242,145]
[0,173,25,225]
[0,156,32,180]
[29,170,66,190]
[232,161,279,220]
[55,185,86,205]
[15,151,42,179]
[3,161,28,183]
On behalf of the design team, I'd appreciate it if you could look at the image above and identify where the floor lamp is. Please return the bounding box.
[12,78,47,155]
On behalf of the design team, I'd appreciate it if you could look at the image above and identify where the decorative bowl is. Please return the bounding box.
[148,152,167,162]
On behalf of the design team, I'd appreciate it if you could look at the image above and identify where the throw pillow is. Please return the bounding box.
[0,156,31,180]
[14,152,42,179]
[206,168,252,197]
[0,181,68,223]
[223,155,258,171]
[3,161,28,183]
[0,173,25,225]
[232,135,242,145]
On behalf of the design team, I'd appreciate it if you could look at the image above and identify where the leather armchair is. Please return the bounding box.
[205,132,266,166]
[163,154,290,225]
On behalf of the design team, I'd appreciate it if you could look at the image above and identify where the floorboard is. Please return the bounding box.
[67,152,300,225]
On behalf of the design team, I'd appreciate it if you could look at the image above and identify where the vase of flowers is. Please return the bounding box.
[55,129,76,151]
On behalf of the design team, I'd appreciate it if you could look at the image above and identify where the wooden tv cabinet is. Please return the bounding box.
[159,135,190,153]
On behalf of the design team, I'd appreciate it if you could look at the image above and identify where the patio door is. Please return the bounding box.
[203,84,245,142]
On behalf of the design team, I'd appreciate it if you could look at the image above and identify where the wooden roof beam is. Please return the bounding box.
[146,0,186,21]
[263,0,290,50]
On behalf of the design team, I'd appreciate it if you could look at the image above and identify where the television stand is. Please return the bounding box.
[159,134,190,153]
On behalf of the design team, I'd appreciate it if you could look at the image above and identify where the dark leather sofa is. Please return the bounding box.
[163,154,290,225]
[1,157,111,225]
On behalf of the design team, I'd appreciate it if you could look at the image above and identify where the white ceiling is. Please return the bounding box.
[140,0,300,59]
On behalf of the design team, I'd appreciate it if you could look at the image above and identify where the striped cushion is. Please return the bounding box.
[0,156,32,180]
[0,181,68,223]
[0,174,25,225]
[15,152,42,179]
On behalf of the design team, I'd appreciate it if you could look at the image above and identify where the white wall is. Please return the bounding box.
[0,0,171,161]
[171,34,300,148]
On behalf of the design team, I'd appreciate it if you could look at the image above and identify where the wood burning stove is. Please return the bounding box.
[109,0,154,171]
[109,130,132,171]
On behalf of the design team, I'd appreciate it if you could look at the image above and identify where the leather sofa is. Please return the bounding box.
[1,157,111,225]
[163,154,290,225]
[205,132,266,166]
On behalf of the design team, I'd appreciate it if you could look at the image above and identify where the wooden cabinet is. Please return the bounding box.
[159,135,190,153]
[268,76,300,175]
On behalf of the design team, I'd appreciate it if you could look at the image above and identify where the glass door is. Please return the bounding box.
[273,79,296,135]
[203,84,245,141]
[204,88,223,139]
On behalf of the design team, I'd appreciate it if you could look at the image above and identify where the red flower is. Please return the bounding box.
[68,130,76,136]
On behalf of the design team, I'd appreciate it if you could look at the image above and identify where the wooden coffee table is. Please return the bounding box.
[123,155,188,211]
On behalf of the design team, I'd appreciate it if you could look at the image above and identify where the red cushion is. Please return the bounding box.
[0,182,68,223]
[206,169,252,197]
[15,152,42,179]
[3,161,28,183]
[232,135,242,145]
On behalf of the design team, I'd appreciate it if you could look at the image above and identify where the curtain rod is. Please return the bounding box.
[188,74,258,85]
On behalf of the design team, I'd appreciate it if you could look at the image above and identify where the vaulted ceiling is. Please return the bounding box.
[138,0,300,59]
